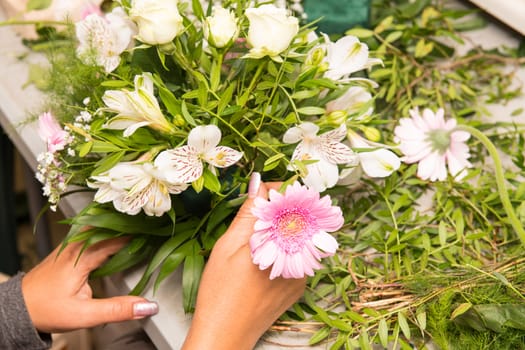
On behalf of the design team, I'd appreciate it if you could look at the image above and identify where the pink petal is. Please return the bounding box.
[270,251,286,280]
[312,231,338,256]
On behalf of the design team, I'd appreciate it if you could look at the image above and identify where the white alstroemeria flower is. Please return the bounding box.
[346,130,400,179]
[130,0,183,45]
[326,86,373,120]
[102,73,174,136]
[76,7,136,73]
[90,162,188,216]
[283,122,358,192]
[245,5,299,60]
[155,125,243,184]
[322,34,382,81]
[204,6,239,48]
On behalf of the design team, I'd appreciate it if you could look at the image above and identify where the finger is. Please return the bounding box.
[78,236,131,272]
[73,296,159,328]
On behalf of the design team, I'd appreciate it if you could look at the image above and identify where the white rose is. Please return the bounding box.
[130,0,184,45]
[204,7,239,48]
[245,5,299,59]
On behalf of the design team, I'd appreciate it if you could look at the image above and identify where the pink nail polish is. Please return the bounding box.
[133,301,159,318]
[248,172,261,198]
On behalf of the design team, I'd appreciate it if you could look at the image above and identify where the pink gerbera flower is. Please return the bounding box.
[250,182,343,280]
[394,108,472,181]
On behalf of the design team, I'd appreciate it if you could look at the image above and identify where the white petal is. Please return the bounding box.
[320,140,357,164]
[155,147,203,183]
[142,181,172,216]
[188,125,221,152]
[312,231,339,255]
[205,146,243,168]
[302,161,339,192]
[284,122,317,143]
[123,121,152,137]
[359,149,400,178]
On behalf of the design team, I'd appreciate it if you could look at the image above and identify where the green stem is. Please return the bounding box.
[455,124,525,245]
[0,19,68,27]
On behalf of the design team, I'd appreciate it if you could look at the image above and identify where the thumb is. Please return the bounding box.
[76,296,159,327]
[227,173,267,234]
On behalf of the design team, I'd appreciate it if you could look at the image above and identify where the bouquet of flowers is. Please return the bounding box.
[32,0,401,309]
[8,0,525,347]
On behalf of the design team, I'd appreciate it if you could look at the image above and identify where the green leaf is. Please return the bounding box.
[181,100,197,127]
[202,168,221,193]
[309,326,331,345]
[438,220,448,246]
[92,150,126,175]
[78,141,93,157]
[27,0,52,11]
[130,231,192,295]
[385,31,403,43]
[91,140,122,153]
[450,302,472,320]
[92,237,152,278]
[397,312,411,339]
[100,80,130,88]
[191,0,205,19]
[182,242,205,313]
[297,106,325,115]
[345,28,375,38]
[153,241,193,292]
[453,304,525,332]
[378,319,389,348]
[358,329,372,350]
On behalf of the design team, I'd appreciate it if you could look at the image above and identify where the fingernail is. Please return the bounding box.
[133,301,159,318]
[248,172,261,198]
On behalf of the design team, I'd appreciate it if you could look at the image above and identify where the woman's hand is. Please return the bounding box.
[21,237,159,333]
[182,173,307,350]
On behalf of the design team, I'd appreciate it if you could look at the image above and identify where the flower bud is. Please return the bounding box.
[325,111,348,126]
[305,46,325,67]
[245,5,298,59]
[361,126,381,142]
[204,7,239,49]
[130,0,183,45]
[173,114,186,127]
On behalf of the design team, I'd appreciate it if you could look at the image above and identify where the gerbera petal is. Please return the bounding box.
[312,231,339,256]
[253,240,279,269]
[269,251,286,280]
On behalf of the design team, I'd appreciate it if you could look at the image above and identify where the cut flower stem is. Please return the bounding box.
[455,124,525,246]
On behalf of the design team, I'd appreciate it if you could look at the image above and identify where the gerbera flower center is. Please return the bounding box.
[278,212,307,237]
[426,129,451,154]
[272,207,316,254]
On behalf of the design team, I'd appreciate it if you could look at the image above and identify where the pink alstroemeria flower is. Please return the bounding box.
[250,182,343,280]
[394,108,472,181]
[38,112,70,153]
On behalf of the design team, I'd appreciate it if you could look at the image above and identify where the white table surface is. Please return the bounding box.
[1,3,524,349]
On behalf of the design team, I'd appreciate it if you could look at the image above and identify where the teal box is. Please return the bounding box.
[303,0,371,34]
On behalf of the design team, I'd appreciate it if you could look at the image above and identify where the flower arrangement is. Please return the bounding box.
[28,0,397,305]
[6,0,525,347]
